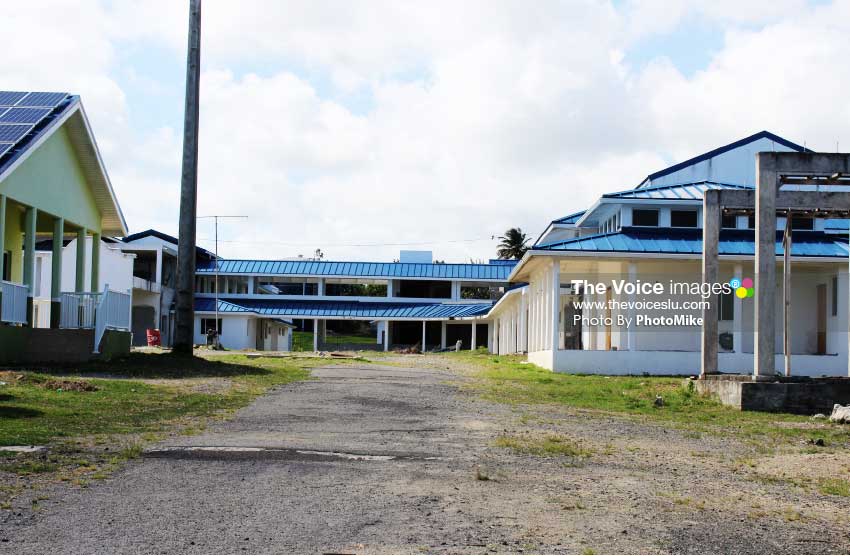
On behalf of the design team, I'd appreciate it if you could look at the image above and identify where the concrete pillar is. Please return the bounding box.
[701,190,719,376]
[383,320,390,351]
[519,290,527,353]
[247,276,255,294]
[733,263,743,353]
[23,207,36,327]
[421,320,426,351]
[386,279,394,298]
[441,321,447,349]
[90,233,100,291]
[49,217,64,329]
[313,318,319,351]
[626,262,636,350]
[155,248,163,286]
[755,158,777,379]
[549,259,561,351]
[317,278,325,296]
[783,214,792,377]
[451,281,461,300]
[471,322,477,350]
[75,227,86,292]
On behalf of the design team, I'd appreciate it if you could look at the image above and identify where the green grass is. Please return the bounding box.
[0,353,312,447]
[818,477,850,497]
[292,330,378,351]
[494,433,592,458]
[450,351,850,446]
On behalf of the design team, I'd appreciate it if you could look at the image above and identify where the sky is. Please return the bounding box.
[1,0,848,262]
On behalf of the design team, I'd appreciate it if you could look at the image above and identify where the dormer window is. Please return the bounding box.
[632,209,659,227]
[671,210,698,228]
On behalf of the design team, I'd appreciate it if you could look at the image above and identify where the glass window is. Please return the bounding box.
[719,291,734,321]
[748,215,755,229]
[200,318,222,334]
[721,214,737,229]
[791,215,814,230]
[632,209,659,227]
[671,210,698,228]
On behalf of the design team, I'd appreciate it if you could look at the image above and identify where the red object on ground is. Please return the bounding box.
[146,329,161,347]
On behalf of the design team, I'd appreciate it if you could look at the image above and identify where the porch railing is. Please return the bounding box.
[93,286,132,353]
[59,292,101,329]
[0,281,29,325]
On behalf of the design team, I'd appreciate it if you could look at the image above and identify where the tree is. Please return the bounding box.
[496,228,529,260]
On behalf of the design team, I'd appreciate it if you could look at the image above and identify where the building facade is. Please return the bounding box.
[486,131,850,377]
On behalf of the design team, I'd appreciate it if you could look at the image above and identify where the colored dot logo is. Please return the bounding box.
[730,277,754,299]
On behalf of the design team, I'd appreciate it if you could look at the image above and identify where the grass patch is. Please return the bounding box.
[818,477,850,497]
[494,433,592,458]
[0,353,312,446]
[292,331,378,351]
[451,351,850,446]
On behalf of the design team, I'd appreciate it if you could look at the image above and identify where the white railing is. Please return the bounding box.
[59,292,102,329]
[93,285,132,353]
[0,281,29,325]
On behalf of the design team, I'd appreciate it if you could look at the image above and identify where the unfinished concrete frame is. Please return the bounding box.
[701,152,850,379]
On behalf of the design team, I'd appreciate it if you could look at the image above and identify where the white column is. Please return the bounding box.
[155,248,163,286]
[551,261,560,352]
[247,276,255,294]
[471,321,477,350]
[626,262,637,351]
[733,263,743,353]
[313,318,319,351]
[588,290,597,350]
[317,278,325,296]
[451,281,461,300]
[520,290,528,353]
[387,279,394,298]
[383,320,389,351]
[441,321,447,349]
[421,320,427,350]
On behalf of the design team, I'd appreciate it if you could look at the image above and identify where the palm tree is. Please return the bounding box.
[497,228,529,260]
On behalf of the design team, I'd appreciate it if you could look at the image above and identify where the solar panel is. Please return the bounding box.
[0,91,28,106]
[17,92,68,108]
[0,143,14,157]
[0,107,51,124]
[0,124,31,142]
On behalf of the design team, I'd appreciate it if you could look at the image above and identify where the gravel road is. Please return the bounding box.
[2,362,849,554]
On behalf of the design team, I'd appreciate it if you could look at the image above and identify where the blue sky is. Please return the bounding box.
[1,0,846,261]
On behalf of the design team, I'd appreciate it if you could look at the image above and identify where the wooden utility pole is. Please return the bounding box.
[173,0,202,355]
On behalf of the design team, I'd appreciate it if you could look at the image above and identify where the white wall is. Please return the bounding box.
[33,238,133,300]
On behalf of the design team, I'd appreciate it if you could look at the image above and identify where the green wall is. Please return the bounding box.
[0,126,102,233]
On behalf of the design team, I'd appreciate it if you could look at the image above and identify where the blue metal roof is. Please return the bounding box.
[636,131,810,189]
[552,211,586,225]
[824,219,849,232]
[536,227,849,258]
[197,259,513,280]
[195,297,493,320]
[604,181,753,200]
[0,92,76,177]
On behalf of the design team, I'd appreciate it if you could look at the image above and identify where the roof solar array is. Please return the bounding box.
[0,91,70,160]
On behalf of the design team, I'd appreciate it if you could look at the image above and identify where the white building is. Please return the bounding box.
[485,131,850,377]
[32,236,134,328]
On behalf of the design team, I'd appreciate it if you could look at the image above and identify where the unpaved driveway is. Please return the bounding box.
[2,362,849,554]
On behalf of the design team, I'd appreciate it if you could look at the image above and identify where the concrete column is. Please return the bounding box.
[50,217,64,328]
[421,320,426,351]
[626,262,636,351]
[519,290,528,353]
[754,158,777,379]
[471,322,477,350]
[247,276,255,294]
[550,259,561,352]
[451,281,461,300]
[783,214,792,377]
[386,279,394,298]
[75,227,86,292]
[733,263,743,353]
[383,320,390,351]
[317,278,325,296]
[155,248,163,286]
[90,233,100,291]
[440,321,447,349]
[313,318,319,351]
[701,190,719,376]
[23,207,36,327]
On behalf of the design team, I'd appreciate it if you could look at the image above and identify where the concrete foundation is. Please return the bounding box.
[694,374,850,414]
[0,327,131,364]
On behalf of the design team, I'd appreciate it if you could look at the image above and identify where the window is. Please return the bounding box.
[2,251,9,281]
[671,210,698,228]
[833,276,839,317]
[748,215,755,229]
[200,318,222,334]
[791,215,814,230]
[721,214,737,229]
[719,291,734,321]
[632,209,659,227]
